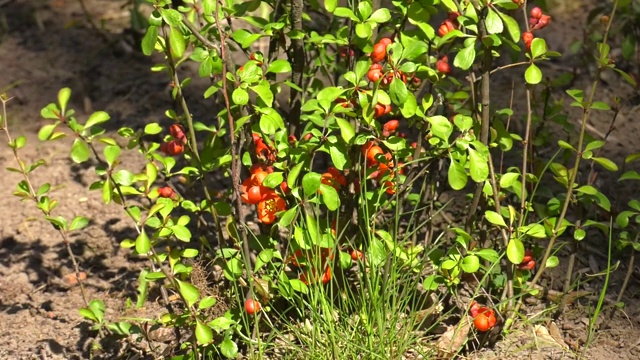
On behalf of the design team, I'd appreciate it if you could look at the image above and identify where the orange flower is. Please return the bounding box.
[321,172,340,191]
[300,265,332,285]
[257,193,286,224]
[240,170,272,204]
[326,167,347,187]
[253,133,276,163]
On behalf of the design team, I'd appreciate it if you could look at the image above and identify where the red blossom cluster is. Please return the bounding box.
[470,301,497,332]
[160,124,188,156]
[362,141,404,195]
[437,12,460,37]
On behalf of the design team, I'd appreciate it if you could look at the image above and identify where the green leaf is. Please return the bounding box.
[525,63,542,84]
[302,172,322,196]
[389,77,409,105]
[355,22,372,39]
[357,1,372,20]
[231,29,263,48]
[329,142,348,170]
[319,184,340,211]
[546,255,559,268]
[232,88,249,105]
[500,172,519,188]
[58,88,71,114]
[485,210,507,227]
[325,0,337,12]
[78,308,97,322]
[317,87,345,112]
[220,337,239,359]
[485,8,504,34]
[461,255,480,273]
[287,162,304,188]
[199,296,217,310]
[382,136,406,151]
[440,0,457,12]
[530,38,547,59]
[590,101,610,111]
[254,249,274,272]
[160,8,182,26]
[557,140,576,151]
[289,279,308,294]
[506,238,525,264]
[195,320,213,345]
[336,118,355,143]
[135,229,151,254]
[209,316,236,332]
[519,223,547,238]
[399,93,417,118]
[575,185,598,195]
[85,111,110,128]
[448,158,467,190]
[267,59,292,73]
[401,39,428,61]
[278,206,298,227]
[103,146,121,168]
[259,108,285,135]
[222,258,243,280]
[619,170,640,181]
[475,249,499,263]
[263,172,284,188]
[369,237,386,267]
[574,228,586,241]
[468,147,488,182]
[13,135,26,150]
[113,169,135,186]
[143,123,162,135]
[88,299,105,323]
[141,26,158,55]
[71,139,90,163]
[333,7,359,21]
[38,123,58,141]
[427,115,453,141]
[136,269,149,309]
[169,26,186,58]
[453,45,475,71]
[251,80,273,107]
[69,216,89,231]
[171,225,192,242]
[369,8,391,23]
[500,13,520,42]
[592,157,618,171]
[176,279,199,307]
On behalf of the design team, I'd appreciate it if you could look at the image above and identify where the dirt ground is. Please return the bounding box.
[1,0,640,359]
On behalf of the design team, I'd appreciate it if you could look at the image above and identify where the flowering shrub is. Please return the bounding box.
[2,0,638,358]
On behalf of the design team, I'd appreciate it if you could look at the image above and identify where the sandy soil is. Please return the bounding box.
[1,0,640,359]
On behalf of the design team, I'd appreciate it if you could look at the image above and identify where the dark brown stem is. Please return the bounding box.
[211,7,258,348]
[288,0,305,137]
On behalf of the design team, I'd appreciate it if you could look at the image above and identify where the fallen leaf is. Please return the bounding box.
[437,317,471,357]
[63,271,87,286]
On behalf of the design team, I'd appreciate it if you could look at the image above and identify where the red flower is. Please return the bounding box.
[469,301,497,332]
[321,167,347,191]
[157,186,175,199]
[240,170,270,204]
[252,133,276,163]
[257,192,286,224]
[160,140,184,156]
[169,124,187,144]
